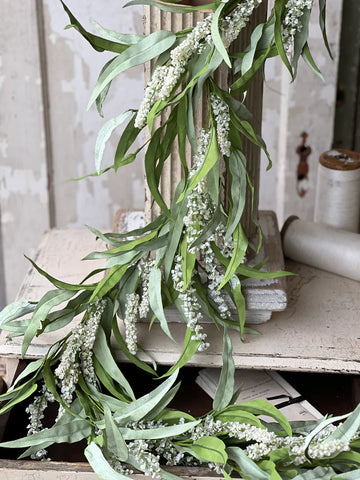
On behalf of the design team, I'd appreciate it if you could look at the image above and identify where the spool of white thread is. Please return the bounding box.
[314,149,360,232]
[282,217,360,281]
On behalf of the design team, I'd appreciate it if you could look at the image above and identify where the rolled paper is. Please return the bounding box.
[282,217,360,281]
[314,149,360,232]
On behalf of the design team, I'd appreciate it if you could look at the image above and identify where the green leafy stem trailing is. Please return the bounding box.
[2,1,358,479]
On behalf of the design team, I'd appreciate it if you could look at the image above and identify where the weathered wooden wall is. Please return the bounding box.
[0,1,344,304]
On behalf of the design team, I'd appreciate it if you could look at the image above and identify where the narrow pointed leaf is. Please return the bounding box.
[88,30,176,108]
[213,328,234,411]
[149,268,175,341]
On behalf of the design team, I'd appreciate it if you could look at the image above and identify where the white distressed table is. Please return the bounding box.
[1,226,360,383]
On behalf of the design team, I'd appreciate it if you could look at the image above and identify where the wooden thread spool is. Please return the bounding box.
[314,149,360,232]
[282,217,360,281]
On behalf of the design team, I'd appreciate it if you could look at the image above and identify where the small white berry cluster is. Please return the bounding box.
[123,259,156,355]
[135,0,264,130]
[54,299,105,417]
[171,254,209,351]
[282,0,313,53]
[139,258,156,318]
[210,93,231,157]
[135,16,213,129]
[25,384,55,461]
[128,439,161,478]
[221,0,263,47]
[124,292,140,355]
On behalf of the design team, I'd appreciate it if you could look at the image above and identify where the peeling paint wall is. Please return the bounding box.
[0,2,50,303]
[0,1,145,302]
[259,1,343,226]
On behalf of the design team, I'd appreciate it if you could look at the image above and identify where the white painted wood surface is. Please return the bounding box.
[1,226,359,374]
[0,460,220,480]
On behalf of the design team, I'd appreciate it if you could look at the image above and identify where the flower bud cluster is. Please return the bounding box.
[54,300,105,414]
[124,292,140,355]
[282,0,313,53]
[25,384,55,461]
[128,439,161,478]
[210,93,231,157]
[138,258,156,318]
[172,254,209,351]
[135,16,212,129]
[222,0,263,47]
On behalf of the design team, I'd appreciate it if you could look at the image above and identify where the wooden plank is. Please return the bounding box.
[0,227,359,373]
[0,459,222,480]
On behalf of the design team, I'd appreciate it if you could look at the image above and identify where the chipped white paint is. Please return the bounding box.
[0,2,50,302]
[259,1,343,227]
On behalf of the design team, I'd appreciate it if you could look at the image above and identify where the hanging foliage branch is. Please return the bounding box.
[3,1,358,480]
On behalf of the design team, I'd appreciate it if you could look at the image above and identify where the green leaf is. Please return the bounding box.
[0,417,91,448]
[291,466,337,480]
[177,96,189,178]
[218,223,248,289]
[214,406,263,428]
[104,405,128,462]
[227,446,270,480]
[94,327,135,401]
[161,325,200,379]
[192,436,228,465]
[325,403,360,444]
[292,7,311,77]
[0,382,38,415]
[213,328,234,411]
[95,110,133,173]
[120,420,200,440]
[0,300,36,327]
[211,3,231,67]
[237,399,292,436]
[22,289,76,357]
[241,22,265,75]
[24,255,96,291]
[89,265,127,302]
[177,126,219,203]
[180,235,196,291]
[301,42,324,81]
[88,30,176,108]
[274,0,293,78]
[229,276,246,336]
[112,318,157,376]
[164,197,187,280]
[143,384,181,421]
[94,358,129,402]
[85,442,131,480]
[114,370,179,424]
[61,1,131,54]
[125,0,217,14]
[92,19,145,45]
[334,469,360,480]
[226,149,247,240]
[237,264,293,279]
[145,128,172,218]
[149,268,175,342]
[114,114,141,169]
[319,0,333,59]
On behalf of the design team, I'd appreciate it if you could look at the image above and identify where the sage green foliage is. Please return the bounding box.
[2,1,357,480]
